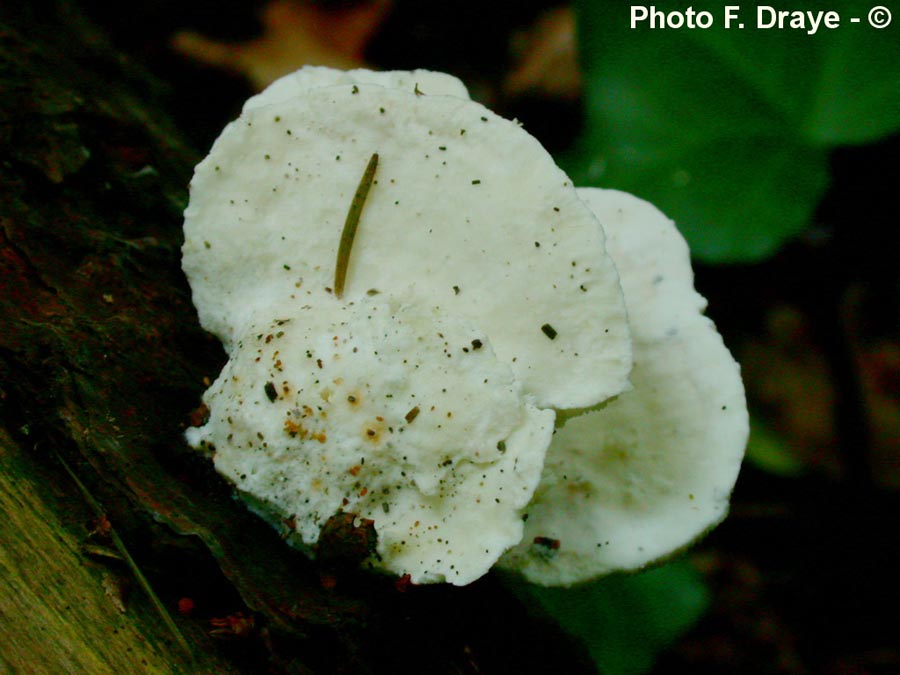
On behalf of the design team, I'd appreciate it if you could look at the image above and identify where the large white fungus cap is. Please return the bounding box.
[182,81,631,411]
[187,298,554,585]
[242,65,471,112]
[499,189,749,586]
[183,66,747,588]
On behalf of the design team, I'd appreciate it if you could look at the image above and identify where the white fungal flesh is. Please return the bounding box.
[243,66,471,112]
[187,299,553,585]
[183,83,631,411]
[183,66,747,587]
[498,189,749,586]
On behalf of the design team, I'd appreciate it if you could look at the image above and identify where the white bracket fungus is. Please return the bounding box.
[242,65,471,112]
[183,67,747,587]
[182,76,631,410]
[498,189,749,585]
[187,299,553,585]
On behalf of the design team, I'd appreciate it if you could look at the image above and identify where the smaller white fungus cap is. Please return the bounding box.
[183,79,631,411]
[499,189,748,586]
[242,66,471,112]
[187,298,554,585]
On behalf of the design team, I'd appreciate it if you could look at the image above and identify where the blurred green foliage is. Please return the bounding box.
[567,0,900,262]
[505,559,710,675]
[746,418,807,476]
[536,5,900,670]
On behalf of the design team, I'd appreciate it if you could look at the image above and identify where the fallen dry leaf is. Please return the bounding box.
[859,341,900,486]
[741,303,900,487]
[740,305,839,477]
[505,6,581,100]
[172,0,392,90]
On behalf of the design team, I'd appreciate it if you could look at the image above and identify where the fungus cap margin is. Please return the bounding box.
[498,188,748,586]
[243,65,471,112]
[186,298,554,585]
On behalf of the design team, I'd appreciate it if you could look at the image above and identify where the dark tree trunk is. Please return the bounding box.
[0,3,594,673]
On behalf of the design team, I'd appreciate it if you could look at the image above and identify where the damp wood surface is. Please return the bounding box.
[0,430,238,675]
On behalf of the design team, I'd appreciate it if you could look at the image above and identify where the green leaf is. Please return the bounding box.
[746,417,807,476]
[503,559,710,675]
[569,0,900,262]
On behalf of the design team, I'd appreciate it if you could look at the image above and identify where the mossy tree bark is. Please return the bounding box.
[0,3,594,674]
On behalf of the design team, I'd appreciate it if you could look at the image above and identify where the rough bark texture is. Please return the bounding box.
[0,4,595,673]
[0,429,244,675]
